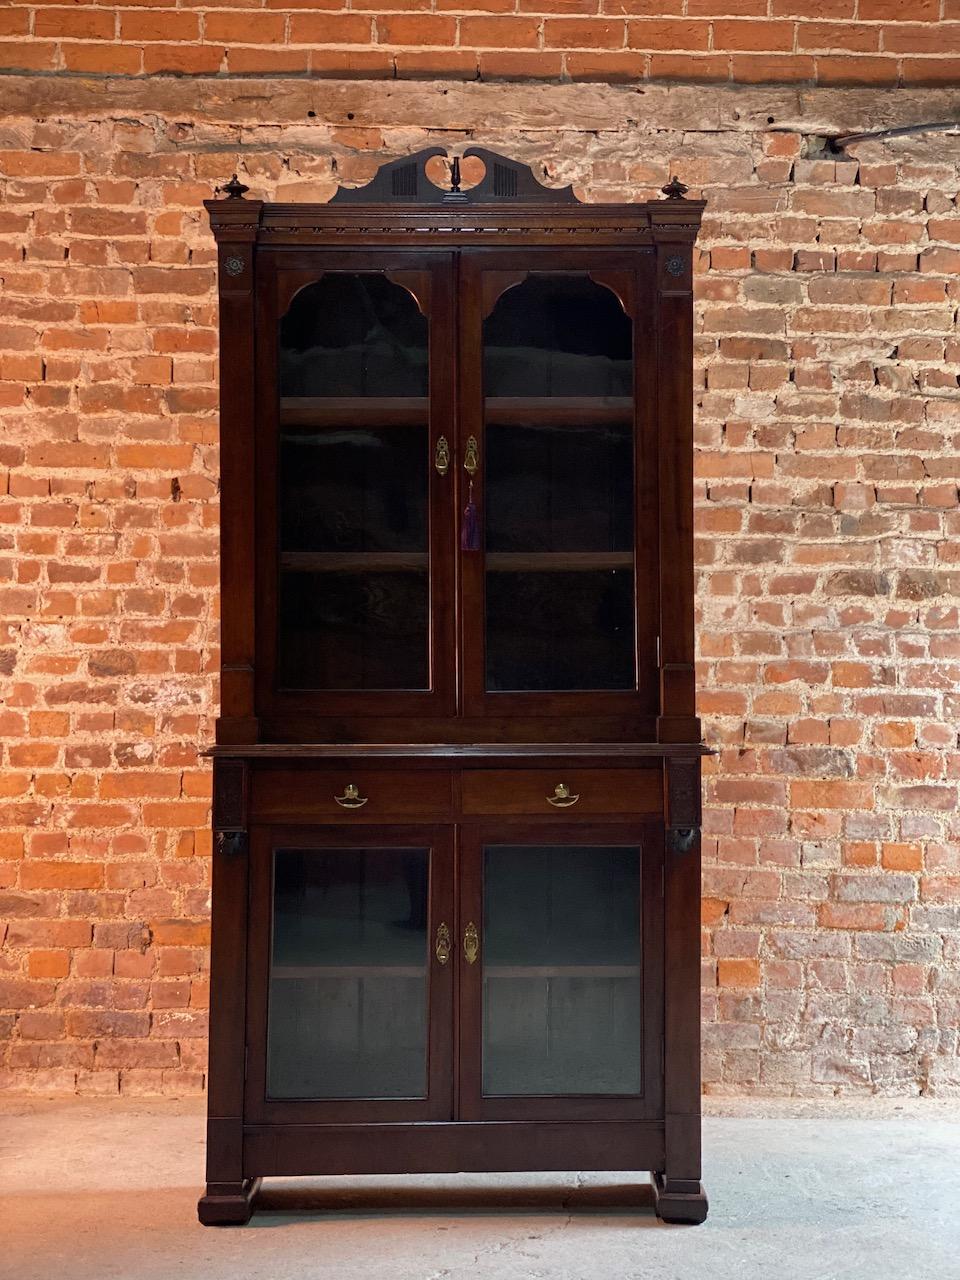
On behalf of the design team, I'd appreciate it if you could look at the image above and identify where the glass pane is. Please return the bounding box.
[268,847,430,1100]
[280,274,428,399]
[482,275,635,692]
[482,844,642,1096]
[277,274,430,691]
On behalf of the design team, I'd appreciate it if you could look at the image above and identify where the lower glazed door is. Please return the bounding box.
[245,824,454,1124]
[458,822,663,1122]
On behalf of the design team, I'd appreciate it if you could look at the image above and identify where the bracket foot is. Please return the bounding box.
[198,1178,262,1226]
[653,1172,708,1225]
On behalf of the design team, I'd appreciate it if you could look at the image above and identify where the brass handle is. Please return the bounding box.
[435,435,450,476]
[334,783,368,809]
[547,782,580,808]
[463,434,479,476]
[463,921,479,965]
[435,922,451,966]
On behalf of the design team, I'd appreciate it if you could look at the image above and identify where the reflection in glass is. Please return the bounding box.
[268,847,429,1099]
[486,569,633,692]
[276,273,430,691]
[482,274,636,692]
[280,275,427,399]
[280,428,427,555]
[484,275,632,399]
[482,845,642,1096]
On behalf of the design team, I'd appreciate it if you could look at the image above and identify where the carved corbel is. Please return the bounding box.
[665,756,701,855]
[213,758,249,856]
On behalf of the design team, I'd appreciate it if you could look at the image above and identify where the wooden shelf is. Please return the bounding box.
[281,551,428,573]
[272,965,424,979]
[485,552,633,572]
[485,965,638,979]
[273,963,636,980]
[280,397,428,428]
[278,396,632,429]
[486,397,632,425]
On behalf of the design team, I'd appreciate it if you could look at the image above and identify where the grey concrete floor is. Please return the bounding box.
[2,1096,959,1280]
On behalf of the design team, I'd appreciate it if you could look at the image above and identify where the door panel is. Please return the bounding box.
[245,824,454,1124]
[255,251,457,722]
[459,249,659,718]
[458,821,663,1122]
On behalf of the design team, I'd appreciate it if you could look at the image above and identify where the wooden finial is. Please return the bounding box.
[220,174,250,200]
[661,175,689,200]
[450,156,462,193]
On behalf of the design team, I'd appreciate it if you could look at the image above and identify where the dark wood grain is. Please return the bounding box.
[460,768,661,816]
[205,758,251,1194]
[243,1120,665,1177]
[654,238,700,745]
[208,741,711,759]
[202,154,706,1226]
[661,756,704,1198]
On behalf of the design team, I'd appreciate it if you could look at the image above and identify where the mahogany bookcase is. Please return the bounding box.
[200,149,707,1226]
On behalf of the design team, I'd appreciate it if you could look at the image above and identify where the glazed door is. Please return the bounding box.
[457,822,663,1121]
[458,250,659,718]
[256,251,457,722]
[245,824,454,1124]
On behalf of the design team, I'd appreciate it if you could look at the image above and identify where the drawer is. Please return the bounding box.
[250,769,453,821]
[460,769,661,817]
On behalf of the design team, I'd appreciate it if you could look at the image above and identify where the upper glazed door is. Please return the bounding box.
[458,250,659,718]
[255,251,457,721]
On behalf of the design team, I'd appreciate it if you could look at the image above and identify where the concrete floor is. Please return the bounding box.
[2,1097,959,1280]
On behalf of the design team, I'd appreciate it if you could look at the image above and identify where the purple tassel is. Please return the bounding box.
[461,481,480,551]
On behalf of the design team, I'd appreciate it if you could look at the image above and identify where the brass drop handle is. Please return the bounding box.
[435,922,451,966]
[463,921,479,965]
[334,783,368,809]
[547,782,580,808]
[435,435,450,476]
[463,434,479,476]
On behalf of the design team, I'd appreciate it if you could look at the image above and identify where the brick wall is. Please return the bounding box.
[0,72,958,1097]
[4,1,960,86]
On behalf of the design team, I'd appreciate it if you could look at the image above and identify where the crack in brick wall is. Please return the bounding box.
[0,78,958,1097]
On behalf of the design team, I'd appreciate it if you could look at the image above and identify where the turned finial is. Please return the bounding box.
[220,174,250,200]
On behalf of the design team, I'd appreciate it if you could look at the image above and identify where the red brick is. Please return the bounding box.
[21,862,105,890]
[460,17,541,46]
[204,12,286,43]
[818,904,888,930]
[718,959,762,987]
[625,18,710,48]
[815,55,899,84]
[544,18,625,47]
[289,15,373,42]
[714,19,794,49]
[34,10,115,40]
[120,12,200,42]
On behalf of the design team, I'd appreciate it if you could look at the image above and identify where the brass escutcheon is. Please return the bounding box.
[547,782,580,808]
[463,435,479,476]
[334,783,368,809]
[463,921,479,965]
[435,435,450,476]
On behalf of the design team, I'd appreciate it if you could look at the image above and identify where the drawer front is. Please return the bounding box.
[460,769,661,817]
[250,769,453,821]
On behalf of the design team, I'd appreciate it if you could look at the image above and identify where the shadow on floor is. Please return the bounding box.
[251,1178,658,1225]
